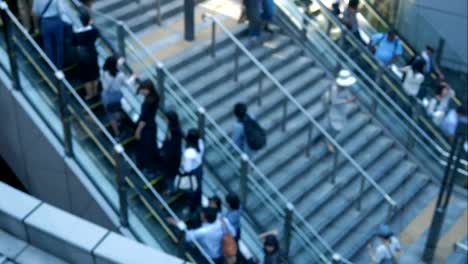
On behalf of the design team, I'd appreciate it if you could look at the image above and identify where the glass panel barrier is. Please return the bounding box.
[0,3,214,263]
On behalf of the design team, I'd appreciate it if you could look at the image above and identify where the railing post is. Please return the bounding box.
[301,16,308,39]
[184,0,195,41]
[356,175,365,211]
[0,2,21,91]
[282,100,288,131]
[386,204,395,223]
[239,154,249,203]
[257,73,263,106]
[435,37,445,66]
[114,144,129,227]
[234,47,240,82]
[117,21,126,58]
[306,123,313,157]
[330,150,338,184]
[210,20,216,57]
[283,203,294,257]
[156,62,165,109]
[197,107,206,140]
[56,71,73,157]
[155,0,162,25]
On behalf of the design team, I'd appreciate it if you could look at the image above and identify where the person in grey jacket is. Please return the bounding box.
[324,69,356,152]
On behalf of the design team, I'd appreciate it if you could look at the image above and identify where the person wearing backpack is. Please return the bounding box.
[322,70,356,153]
[367,224,401,264]
[185,207,237,264]
[232,103,266,157]
[369,29,403,66]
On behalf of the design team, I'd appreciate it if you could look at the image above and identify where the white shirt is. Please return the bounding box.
[186,217,236,259]
[401,67,424,97]
[181,139,205,172]
[374,237,401,263]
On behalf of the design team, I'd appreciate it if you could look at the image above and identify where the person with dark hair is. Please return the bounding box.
[135,80,160,173]
[160,111,182,191]
[101,56,136,138]
[425,82,455,125]
[367,224,401,263]
[342,0,362,43]
[224,193,241,240]
[420,46,444,79]
[209,195,222,216]
[399,58,425,97]
[232,102,254,157]
[179,128,205,212]
[72,9,99,100]
[369,29,403,66]
[186,207,236,263]
[258,230,288,264]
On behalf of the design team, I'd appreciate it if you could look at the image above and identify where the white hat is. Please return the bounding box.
[336,69,356,87]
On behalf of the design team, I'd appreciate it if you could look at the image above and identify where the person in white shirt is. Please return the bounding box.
[186,207,236,263]
[400,59,425,97]
[179,129,204,213]
[441,106,467,141]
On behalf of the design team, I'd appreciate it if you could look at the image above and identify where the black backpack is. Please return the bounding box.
[243,116,266,150]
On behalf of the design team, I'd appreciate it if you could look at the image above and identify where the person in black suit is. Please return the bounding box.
[73,10,99,100]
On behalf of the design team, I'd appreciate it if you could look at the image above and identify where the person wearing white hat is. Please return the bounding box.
[322,69,356,152]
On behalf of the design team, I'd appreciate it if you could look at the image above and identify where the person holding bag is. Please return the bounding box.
[175,128,204,213]
[101,56,136,139]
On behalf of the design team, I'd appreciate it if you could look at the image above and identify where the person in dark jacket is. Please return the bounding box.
[262,234,288,264]
[73,10,99,100]
[135,80,160,173]
[161,110,182,192]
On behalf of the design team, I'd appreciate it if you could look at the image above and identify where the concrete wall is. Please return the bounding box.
[0,77,121,233]
[396,0,468,72]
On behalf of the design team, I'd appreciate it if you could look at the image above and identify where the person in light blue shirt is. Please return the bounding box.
[370,29,403,66]
[223,193,241,241]
[186,207,236,262]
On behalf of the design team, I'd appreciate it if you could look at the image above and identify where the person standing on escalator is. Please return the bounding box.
[33,0,68,68]
[342,0,363,44]
[135,80,160,174]
[160,110,182,193]
[72,10,99,101]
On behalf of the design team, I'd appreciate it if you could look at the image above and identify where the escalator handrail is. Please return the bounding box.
[280,0,467,172]
[0,3,214,263]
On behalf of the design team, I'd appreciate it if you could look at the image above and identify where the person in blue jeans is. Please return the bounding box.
[33,0,67,68]
[261,0,275,33]
[370,29,403,66]
[246,0,261,39]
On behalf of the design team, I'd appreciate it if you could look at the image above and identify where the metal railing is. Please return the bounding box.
[204,11,398,258]
[69,1,354,262]
[0,2,214,263]
[278,0,467,179]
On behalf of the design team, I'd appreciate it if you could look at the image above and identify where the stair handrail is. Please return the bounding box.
[204,13,396,206]
[0,3,214,263]
[72,2,347,261]
[278,0,467,175]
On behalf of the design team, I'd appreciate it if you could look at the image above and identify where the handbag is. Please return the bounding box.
[174,173,198,192]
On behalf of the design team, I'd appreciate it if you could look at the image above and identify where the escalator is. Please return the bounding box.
[0,3,215,263]
[280,0,467,185]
